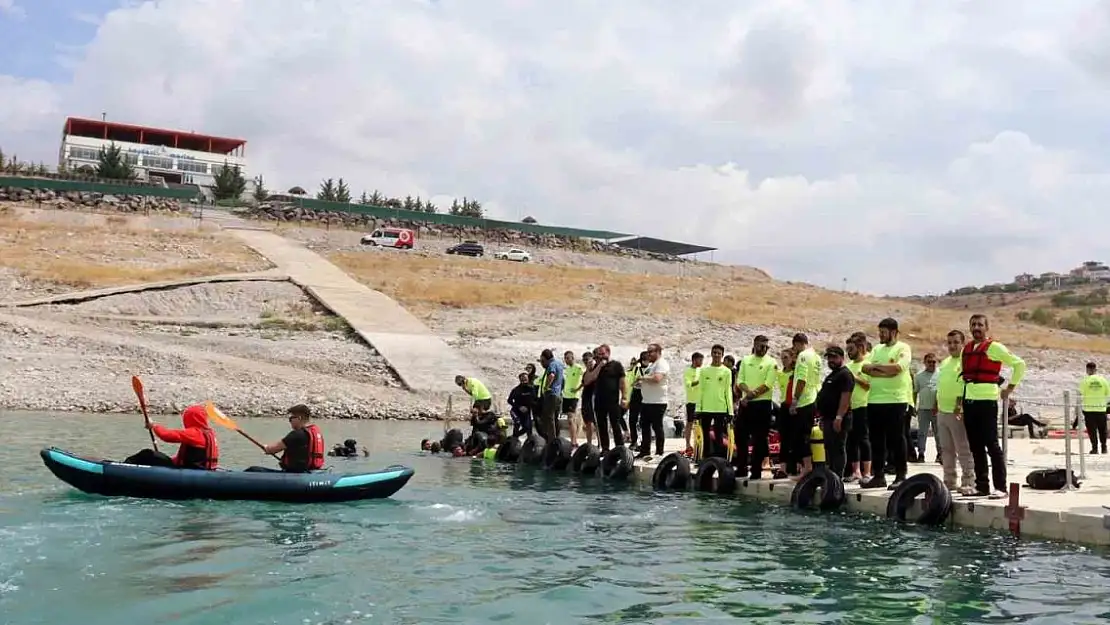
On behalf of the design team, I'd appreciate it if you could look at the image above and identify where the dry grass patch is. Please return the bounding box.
[330,251,1110,354]
[0,212,271,290]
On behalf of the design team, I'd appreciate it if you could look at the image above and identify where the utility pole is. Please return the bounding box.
[101,112,107,122]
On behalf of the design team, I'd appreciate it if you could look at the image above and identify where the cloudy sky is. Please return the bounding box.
[2,1,1109,296]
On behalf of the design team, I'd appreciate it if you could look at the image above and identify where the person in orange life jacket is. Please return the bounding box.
[961,313,1026,498]
[247,404,325,473]
[125,404,220,470]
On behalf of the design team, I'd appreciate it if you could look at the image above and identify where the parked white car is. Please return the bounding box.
[494,248,531,262]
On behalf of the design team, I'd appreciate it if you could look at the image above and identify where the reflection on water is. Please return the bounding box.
[4,413,1110,624]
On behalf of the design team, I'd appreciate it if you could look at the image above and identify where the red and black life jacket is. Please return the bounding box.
[176,429,219,470]
[961,339,1002,384]
[280,424,326,471]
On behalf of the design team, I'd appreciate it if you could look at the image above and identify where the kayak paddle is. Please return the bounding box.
[131,375,159,453]
[204,402,281,460]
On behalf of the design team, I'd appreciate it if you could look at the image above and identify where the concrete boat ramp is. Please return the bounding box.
[621,436,1110,547]
[224,227,477,395]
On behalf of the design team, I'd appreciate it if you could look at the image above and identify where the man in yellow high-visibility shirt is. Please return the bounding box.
[787,333,820,479]
[562,351,585,447]
[844,333,872,483]
[455,375,492,412]
[860,318,912,490]
[681,352,704,455]
[961,313,1026,499]
[695,344,734,459]
[1079,361,1110,455]
[735,335,779,479]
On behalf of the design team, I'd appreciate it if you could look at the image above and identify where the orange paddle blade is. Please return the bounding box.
[204,402,239,431]
[131,375,144,396]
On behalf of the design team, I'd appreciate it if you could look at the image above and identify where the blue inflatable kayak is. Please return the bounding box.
[40,447,414,503]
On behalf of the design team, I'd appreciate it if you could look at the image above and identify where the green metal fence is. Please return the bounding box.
[0,176,201,200]
[277,195,628,240]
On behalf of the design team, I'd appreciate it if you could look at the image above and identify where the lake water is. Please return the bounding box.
[3,411,1110,625]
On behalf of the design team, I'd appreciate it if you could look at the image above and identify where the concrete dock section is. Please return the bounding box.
[225,227,478,394]
[614,434,1110,547]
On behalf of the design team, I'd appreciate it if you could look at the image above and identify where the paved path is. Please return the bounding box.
[224,225,478,394]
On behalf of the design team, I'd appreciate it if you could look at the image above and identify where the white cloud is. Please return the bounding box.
[1,0,1109,295]
[0,0,25,19]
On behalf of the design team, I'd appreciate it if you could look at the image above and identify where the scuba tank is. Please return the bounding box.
[481,446,498,460]
[810,422,826,464]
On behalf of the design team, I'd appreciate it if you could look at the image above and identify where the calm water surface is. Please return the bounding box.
[2,411,1110,625]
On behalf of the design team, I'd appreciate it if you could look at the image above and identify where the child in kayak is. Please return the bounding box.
[125,404,219,470]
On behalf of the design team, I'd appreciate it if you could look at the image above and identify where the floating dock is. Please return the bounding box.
[621,435,1110,546]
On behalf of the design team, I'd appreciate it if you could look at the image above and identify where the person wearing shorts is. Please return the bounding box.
[562,350,585,446]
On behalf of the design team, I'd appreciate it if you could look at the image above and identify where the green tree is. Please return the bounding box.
[212,162,247,200]
[423,201,438,214]
[253,175,269,202]
[317,178,337,201]
[368,190,385,205]
[335,178,351,203]
[358,191,370,205]
[522,215,537,224]
[457,197,483,218]
[95,142,133,180]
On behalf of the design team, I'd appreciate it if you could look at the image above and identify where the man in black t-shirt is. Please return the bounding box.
[582,344,627,452]
[817,346,856,477]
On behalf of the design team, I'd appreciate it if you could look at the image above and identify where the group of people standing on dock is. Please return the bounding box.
[454,313,1027,499]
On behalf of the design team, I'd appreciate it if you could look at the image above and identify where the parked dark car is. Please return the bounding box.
[446,241,484,257]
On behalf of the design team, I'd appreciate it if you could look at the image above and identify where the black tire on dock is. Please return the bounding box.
[495,437,522,463]
[885,473,953,526]
[518,434,546,466]
[600,447,635,480]
[542,437,574,471]
[651,452,692,491]
[443,429,465,450]
[693,457,736,494]
[790,466,846,511]
[570,443,601,475]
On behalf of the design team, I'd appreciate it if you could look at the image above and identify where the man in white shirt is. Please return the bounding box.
[637,342,671,459]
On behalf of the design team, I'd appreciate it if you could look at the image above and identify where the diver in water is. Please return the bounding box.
[470,407,509,446]
[329,439,367,457]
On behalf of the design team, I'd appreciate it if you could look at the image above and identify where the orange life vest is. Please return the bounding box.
[961,339,1002,385]
[280,424,326,471]
[177,429,219,470]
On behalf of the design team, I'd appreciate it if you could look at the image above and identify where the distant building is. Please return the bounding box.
[1072,261,1110,282]
[58,116,248,195]
[1039,272,1063,288]
[1014,273,1035,286]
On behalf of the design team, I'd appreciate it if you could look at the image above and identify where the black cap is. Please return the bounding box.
[824,345,845,358]
[754,335,769,343]
[878,317,899,331]
[792,333,808,344]
[288,404,311,418]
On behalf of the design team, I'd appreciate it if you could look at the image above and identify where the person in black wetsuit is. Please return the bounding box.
[507,372,538,438]
[329,439,364,457]
[583,344,627,451]
[579,351,598,445]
